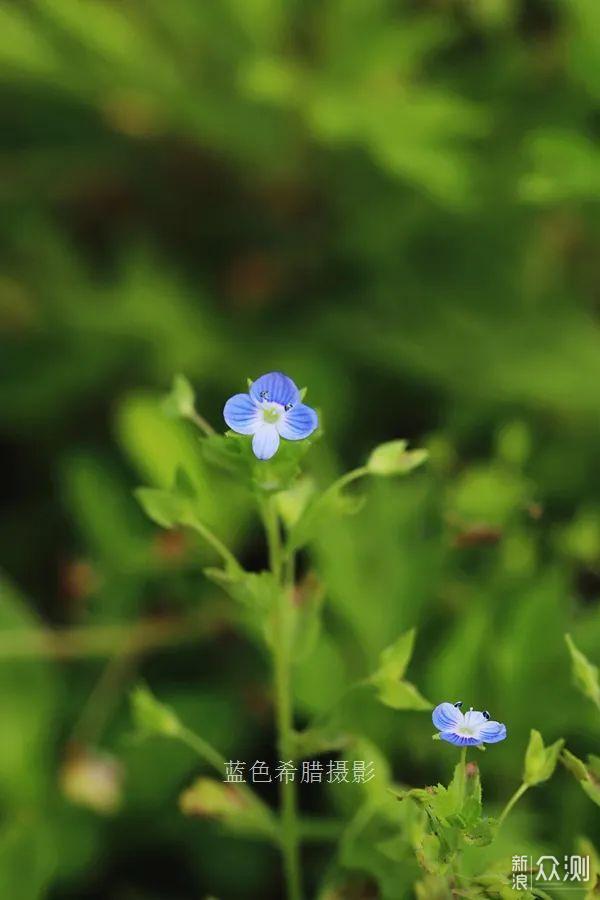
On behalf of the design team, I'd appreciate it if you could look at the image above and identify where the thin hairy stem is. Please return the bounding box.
[498,782,529,826]
[262,496,302,900]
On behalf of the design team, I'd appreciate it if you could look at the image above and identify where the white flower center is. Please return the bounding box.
[457,726,475,737]
[261,402,283,425]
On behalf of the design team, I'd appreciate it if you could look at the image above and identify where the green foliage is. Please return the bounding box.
[163,373,197,421]
[523,730,565,786]
[2,0,600,894]
[561,749,600,808]
[565,634,600,711]
[369,629,432,711]
[130,684,181,738]
[367,441,429,477]
[179,777,277,840]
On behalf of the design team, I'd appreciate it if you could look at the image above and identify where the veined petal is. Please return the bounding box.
[439,732,481,746]
[250,372,299,407]
[477,721,507,744]
[463,710,487,729]
[252,424,280,460]
[277,403,318,441]
[223,393,260,435]
[432,702,463,732]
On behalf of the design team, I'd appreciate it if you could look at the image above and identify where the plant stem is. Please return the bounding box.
[176,723,228,773]
[498,782,529,826]
[189,519,241,572]
[175,724,279,842]
[187,408,215,436]
[262,496,302,900]
[459,746,467,802]
[326,466,369,498]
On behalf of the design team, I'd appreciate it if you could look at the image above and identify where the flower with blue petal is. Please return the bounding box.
[223,372,318,461]
[432,701,507,747]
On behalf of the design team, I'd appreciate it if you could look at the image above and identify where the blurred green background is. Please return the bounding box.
[1,0,600,897]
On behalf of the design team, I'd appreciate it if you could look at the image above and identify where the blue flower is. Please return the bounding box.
[223,372,318,461]
[432,701,507,747]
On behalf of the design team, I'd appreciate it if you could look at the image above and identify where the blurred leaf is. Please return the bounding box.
[291,573,326,662]
[565,634,600,710]
[523,729,564,786]
[561,749,600,808]
[369,630,432,711]
[0,575,58,804]
[163,373,196,420]
[60,747,124,816]
[130,684,181,738]
[179,777,276,840]
[367,441,428,477]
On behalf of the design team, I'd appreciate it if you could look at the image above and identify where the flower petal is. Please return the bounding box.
[252,424,280,460]
[223,393,260,435]
[250,372,299,407]
[439,732,481,746]
[463,710,487,729]
[477,721,507,744]
[277,403,318,441]
[432,702,463,732]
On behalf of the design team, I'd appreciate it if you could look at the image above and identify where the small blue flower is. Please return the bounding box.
[223,372,318,461]
[432,701,507,747]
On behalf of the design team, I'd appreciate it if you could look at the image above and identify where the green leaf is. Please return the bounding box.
[286,480,365,553]
[135,486,192,529]
[373,678,432,711]
[130,684,181,738]
[276,476,317,529]
[201,433,253,479]
[375,629,417,681]
[369,630,432,710]
[291,573,326,662]
[560,748,600,808]
[367,440,428,476]
[523,729,564,785]
[565,633,600,710]
[203,568,278,614]
[163,373,196,420]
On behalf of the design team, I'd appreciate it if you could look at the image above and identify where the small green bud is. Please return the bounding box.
[367,440,428,476]
[164,374,196,420]
[130,685,181,738]
[565,634,600,710]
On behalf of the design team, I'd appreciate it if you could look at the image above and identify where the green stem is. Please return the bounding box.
[459,746,467,801]
[187,408,215,436]
[498,782,529,826]
[326,466,369,498]
[176,724,228,773]
[175,723,278,841]
[189,520,241,572]
[262,496,302,900]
